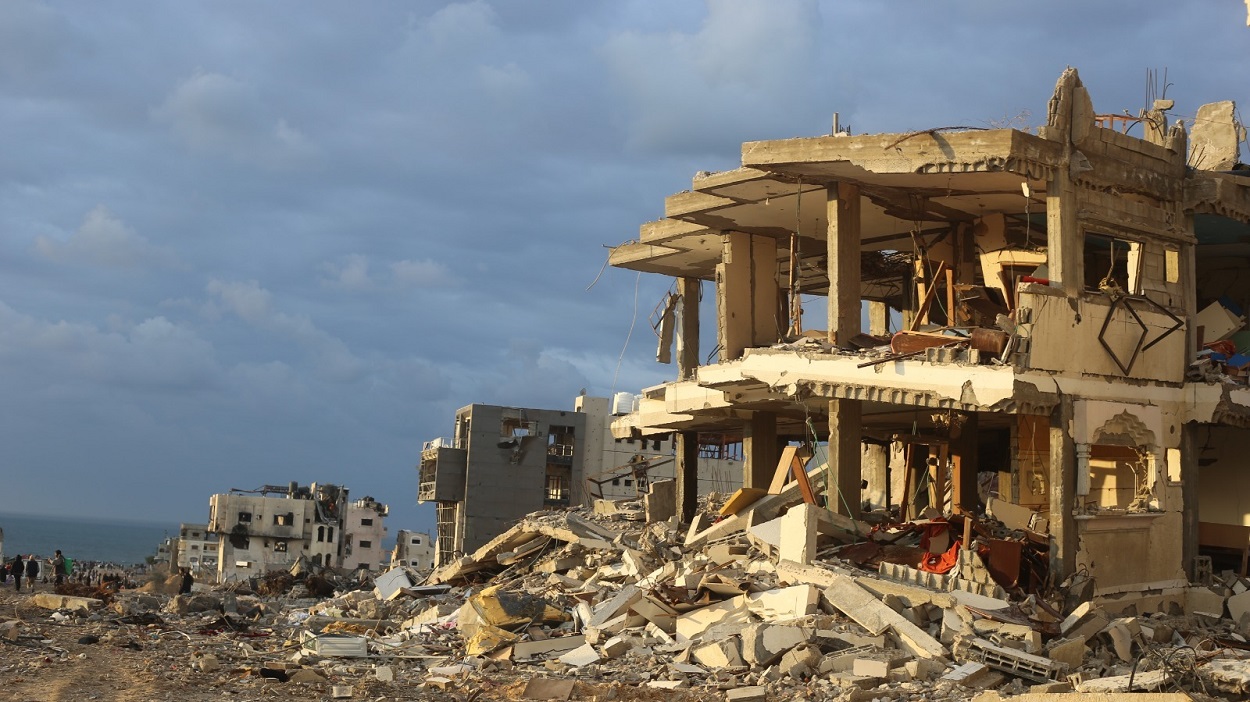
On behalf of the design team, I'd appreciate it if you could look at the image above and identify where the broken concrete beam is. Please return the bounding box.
[1074,668,1170,693]
[822,575,945,659]
[857,575,957,609]
[779,503,819,565]
[745,584,820,621]
[675,595,753,641]
[940,661,989,687]
[1185,585,1228,618]
[1059,601,1110,640]
[724,686,767,702]
[29,594,101,612]
[512,635,586,660]
[588,585,643,628]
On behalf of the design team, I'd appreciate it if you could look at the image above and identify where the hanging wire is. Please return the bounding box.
[610,271,642,394]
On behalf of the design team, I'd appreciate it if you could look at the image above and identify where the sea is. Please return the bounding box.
[0,510,177,566]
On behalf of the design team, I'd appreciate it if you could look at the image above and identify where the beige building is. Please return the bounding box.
[207,483,383,583]
[175,523,218,574]
[343,496,389,571]
[391,529,435,572]
[608,68,1250,600]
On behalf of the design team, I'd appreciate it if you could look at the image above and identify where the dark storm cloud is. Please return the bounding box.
[0,0,1246,536]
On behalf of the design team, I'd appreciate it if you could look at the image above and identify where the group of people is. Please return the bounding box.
[4,550,66,591]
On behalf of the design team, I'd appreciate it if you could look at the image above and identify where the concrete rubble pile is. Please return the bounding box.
[12,490,1250,701]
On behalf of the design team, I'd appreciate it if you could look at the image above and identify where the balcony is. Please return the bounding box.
[418,445,467,503]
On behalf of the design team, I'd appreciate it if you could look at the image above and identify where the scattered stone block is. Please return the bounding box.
[725,686,767,702]
[778,643,821,680]
[1045,635,1086,670]
[558,643,602,668]
[692,638,745,669]
[741,623,807,666]
[852,658,890,678]
[778,504,819,565]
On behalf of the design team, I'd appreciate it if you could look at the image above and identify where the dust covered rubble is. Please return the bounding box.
[11,501,1250,701]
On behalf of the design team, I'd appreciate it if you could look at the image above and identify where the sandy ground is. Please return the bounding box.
[0,587,725,702]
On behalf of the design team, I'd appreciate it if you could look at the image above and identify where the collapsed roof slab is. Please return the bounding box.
[741,129,1060,191]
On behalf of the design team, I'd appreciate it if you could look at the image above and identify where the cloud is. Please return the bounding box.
[205,278,365,382]
[391,258,455,288]
[602,0,826,154]
[322,254,375,291]
[320,255,456,290]
[153,70,316,169]
[34,205,178,268]
[0,301,218,393]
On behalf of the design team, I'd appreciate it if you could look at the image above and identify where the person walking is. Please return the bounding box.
[11,555,22,591]
[24,556,38,591]
[178,568,193,595]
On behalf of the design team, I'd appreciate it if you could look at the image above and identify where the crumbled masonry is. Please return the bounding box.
[10,497,1250,700]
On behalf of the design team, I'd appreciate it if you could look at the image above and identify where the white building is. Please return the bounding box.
[343,496,389,571]
[207,483,383,583]
[391,529,435,572]
[175,523,219,574]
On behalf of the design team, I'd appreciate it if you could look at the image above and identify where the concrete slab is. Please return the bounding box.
[779,504,819,565]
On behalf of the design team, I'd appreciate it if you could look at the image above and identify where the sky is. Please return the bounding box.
[1,0,1247,541]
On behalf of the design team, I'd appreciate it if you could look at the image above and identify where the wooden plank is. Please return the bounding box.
[890,331,965,355]
[910,261,947,331]
[768,446,801,494]
[720,488,769,517]
[791,455,818,506]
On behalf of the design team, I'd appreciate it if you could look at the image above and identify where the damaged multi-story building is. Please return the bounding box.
[418,394,739,567]
[608,68,1250,606]
[207,483,387,583]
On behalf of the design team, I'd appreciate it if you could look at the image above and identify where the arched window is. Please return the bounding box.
[317,526,325,542]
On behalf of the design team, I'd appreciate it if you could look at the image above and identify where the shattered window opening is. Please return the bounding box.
[273,541,287,553]
[1084,232,1140,294]
[237,511,252,523]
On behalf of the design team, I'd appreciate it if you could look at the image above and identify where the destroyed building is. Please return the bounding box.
[175,523,218,574]
[607,67,1250,605]
[576,394,739,502]
[418,395,740,567]
[343,496,389,572]
[207,483,384,583]
[391,528,435,571]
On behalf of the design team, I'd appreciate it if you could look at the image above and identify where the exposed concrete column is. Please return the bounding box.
[868,301,889,337]
[674,430,699,524]
[1048,399,1077,582]
[716,232,779,361]
[826,182,863,519]
[743,411,778,490]
[1045,170,1082,298]
[1180,422,1200,580]
[826,183,861,344]
[677,277,700,380]
[949,413,979,512]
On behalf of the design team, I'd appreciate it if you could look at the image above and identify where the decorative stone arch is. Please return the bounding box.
[1090,410,1158,449]
[1081,409,1164,505]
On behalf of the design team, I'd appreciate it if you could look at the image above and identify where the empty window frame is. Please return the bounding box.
[1084,232,1140,294]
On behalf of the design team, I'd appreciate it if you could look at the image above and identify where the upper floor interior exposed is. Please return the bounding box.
[610,69,1250,403]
